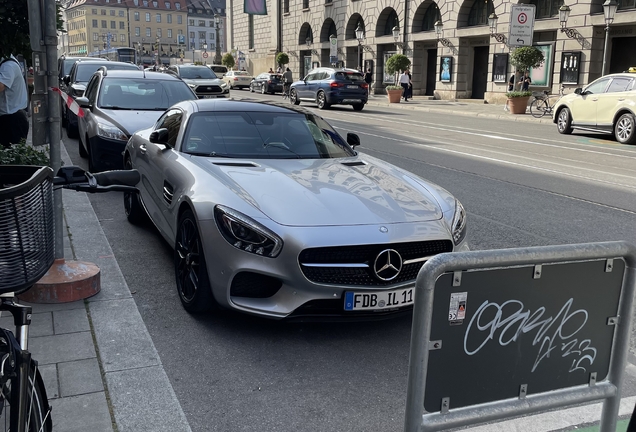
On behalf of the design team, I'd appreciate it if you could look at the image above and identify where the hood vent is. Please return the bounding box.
[212,161,260,167]
[341,161,367,167]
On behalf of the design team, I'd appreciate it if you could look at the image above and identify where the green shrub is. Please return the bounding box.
[385,54,411,76]
[0,141,50,166]
[222,53,235,69]
[505,91,532,98]
[510,47,545,72]
[276,52,289,67]
[385,85,403,91]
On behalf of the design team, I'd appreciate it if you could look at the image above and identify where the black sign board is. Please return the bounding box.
[561,51,581,85]
[492,53,508,83]
[424,259,624,412]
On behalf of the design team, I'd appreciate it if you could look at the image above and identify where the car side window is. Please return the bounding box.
[607,78,633,93]
[156,108,182,148]
[306,73,317,81]
[85,76,100,103]
[584,78,610,95]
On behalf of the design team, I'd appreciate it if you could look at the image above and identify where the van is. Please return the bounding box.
[209,64,228,78]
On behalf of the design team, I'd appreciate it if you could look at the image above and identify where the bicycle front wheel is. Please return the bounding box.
[0,360,52,432]
[530,99,549,118]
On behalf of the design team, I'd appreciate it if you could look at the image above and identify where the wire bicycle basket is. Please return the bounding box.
[0,166,55,294]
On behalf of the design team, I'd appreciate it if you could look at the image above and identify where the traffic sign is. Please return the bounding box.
[508,4,536,47]
[202,52,209,58]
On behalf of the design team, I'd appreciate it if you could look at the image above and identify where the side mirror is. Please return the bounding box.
[149,128,170,146]
[75,97,91,108]
[63,75,70,85]
[347,132,361,148]
[574,88,583,95]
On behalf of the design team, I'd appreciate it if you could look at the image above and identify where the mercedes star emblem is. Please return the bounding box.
[373,249,403,281]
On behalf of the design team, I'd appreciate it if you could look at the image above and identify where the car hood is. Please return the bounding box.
[183,78,225,86]
[200,157,444,226]
[100,109,163,137]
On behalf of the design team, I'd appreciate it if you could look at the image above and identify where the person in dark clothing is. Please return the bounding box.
[364,68,373,96]
[519,72,532,91]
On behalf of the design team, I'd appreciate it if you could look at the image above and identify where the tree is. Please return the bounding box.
[510,46,545,76]
[276,52,289,68]
[222,53,235,70]
[385,54,411,83]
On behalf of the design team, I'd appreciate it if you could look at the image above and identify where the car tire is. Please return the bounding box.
[249,84,254,93]
[352,103,364,112]
[615,113,636,145]
[261,85,266,94]
[174,209,218,313]
[316,91,330,110]
[290,89,300,105]
[61,106,67,128]
[557,107,573,135]
[123,158,146,225]
[79,134,88,158]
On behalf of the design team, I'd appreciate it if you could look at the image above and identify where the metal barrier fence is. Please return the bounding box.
[404,241,636,432]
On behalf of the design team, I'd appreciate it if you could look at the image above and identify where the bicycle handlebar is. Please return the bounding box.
[53,166,139,193]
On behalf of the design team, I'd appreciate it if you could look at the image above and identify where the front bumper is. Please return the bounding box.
[88,134,127,171]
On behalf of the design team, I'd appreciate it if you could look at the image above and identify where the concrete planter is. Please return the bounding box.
[387,89,402,103]
[507,96,530,114]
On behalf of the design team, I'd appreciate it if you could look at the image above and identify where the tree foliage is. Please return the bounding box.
[0,141,50,166]
[276,52,289,67]
[385,54,411,76]
[510,46,545,72]
[222,53,235,69]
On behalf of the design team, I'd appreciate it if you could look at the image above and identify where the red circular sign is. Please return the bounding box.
[518,13,528,24]
[202,52,209,58]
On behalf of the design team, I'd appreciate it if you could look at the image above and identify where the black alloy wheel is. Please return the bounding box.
[123,158,146,224]
[174,209,217,313]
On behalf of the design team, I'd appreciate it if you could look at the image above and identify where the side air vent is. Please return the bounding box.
[341,161,367,167]
[212,161,260,167]
[163,181,174,206]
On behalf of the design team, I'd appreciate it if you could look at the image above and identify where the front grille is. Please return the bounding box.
[299,240,453,287]
[195,85,223,94]
[230,271,282,298]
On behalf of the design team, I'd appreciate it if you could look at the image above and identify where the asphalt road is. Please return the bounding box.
[62,91,636,431]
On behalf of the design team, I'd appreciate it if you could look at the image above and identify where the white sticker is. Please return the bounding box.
[449,292,468,322]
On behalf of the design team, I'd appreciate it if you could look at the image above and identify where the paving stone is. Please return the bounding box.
[49,392,114,432]
[38,363,59,399]
[29,332,96,365]
[59,358,104,397]
[54,307,90,334]
[0,311,53,338]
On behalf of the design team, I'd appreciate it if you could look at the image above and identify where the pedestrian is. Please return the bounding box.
[268,67,274,73]
[276,65,283,74]
[504,70,522,112]
[364,67,373,97]
[282,67,293,97]
[406,69,413,100]
[518,71,532,91]
[398,68,411,101]
[0,52,29,148]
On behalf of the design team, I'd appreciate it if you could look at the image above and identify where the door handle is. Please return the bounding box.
[139,144,147,154]
[592,98,598,101]
[618,98,625,101]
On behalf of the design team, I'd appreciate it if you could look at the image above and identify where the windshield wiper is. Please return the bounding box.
[262,142,301,158]
[186,151,233,158]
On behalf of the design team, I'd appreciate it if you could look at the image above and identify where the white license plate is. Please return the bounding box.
[203,95,216,98]
[342,99,361,103]
[344,287,414,311]
[347,85,358,89]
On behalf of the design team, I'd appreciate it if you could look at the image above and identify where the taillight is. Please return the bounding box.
[361,83,368,89]
[234,77,238,81]
[330,81,343,88]
[267,80,272,84]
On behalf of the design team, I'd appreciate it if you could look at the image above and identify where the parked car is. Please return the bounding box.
[123,99,468,319]
[250,73,283,94]
[289,67,369,111]
[164,64,229,98]
[553,72,636,144]
[75,68,197,172]
[63,60,139,138]
[223,70,253,89]
[209,64,228,78]
[57,56,93,127]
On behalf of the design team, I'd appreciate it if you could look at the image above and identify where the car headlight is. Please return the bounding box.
[96,120,128,141]
[451,200,467,246]
[214,205,283,257]
[188,83,196,88]
[220,82,228,88]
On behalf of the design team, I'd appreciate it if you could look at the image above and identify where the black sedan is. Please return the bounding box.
[75,68,197,172]
[249,73,283,94]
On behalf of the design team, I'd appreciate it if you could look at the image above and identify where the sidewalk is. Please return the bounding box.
[7,131,192,431]
[364,94,556,125]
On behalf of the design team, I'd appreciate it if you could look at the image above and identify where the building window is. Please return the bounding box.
[153,1,158,6]
[165,1,170,7]
[199,20,205,26]
[248,14,254,48]
[178,29,183,35]
[120,34,126,42]
[189,19,194,25]
[92,8,97,13]
[198,31,206,39]
[146,12,150,21]
[175,2,181,9]
[92,19,98,27]
[110,9,115,15]
[156,13,161,22]
[283,0,289,12]
[101,9,106,14]
[209,32,214,40]
[467,0,494,26]
[133,0,138,5]
[146,27,152,37]
[167,14,172,23]
[111,20,116,28]
[119,10,124,16]
[618,0,636,9]
[190,31,195,38]
[135,27,140,36]
[143,0,148,6]
[167,29,172,37]
[134,11,139,20]
[530,0,564,18]
[177,15,182,23]
[93,32,99,40]
[421,4,441,31]
[302,0,308,8]
[102,20,107,28]
[119,21,125,29]
[157,28,162,37]
[383,11,398,35]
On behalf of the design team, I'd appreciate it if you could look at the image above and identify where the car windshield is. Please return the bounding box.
[210,66,227,73]
[75,63,137,82]
[335,72,365,82]
[182,111,355,159]
[98,78,195,110]
[179,67,217,79]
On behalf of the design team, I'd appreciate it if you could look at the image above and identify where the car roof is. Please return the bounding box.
[100,70,182,80]
[185,99,313,115]
[313,67,362,73]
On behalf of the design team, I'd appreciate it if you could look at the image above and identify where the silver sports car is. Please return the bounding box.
[124,99,468,320]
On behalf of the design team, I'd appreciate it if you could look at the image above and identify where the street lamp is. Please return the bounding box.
[488,13,506,43]
[355,23,364,71]
[392,25,400,51]
[558,5,577,38]
[602,0,618,76]
[214,12,222,64]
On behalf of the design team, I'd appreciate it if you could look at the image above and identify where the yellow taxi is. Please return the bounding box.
[553,70,636,144]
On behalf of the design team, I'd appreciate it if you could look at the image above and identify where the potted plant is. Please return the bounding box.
[507,47,545,114]
[385,54,411,103]
[276,52,289,70]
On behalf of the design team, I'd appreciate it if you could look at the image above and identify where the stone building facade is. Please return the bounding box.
[66,0,132,56]
[187,0,227,56]
[228,0,636,102]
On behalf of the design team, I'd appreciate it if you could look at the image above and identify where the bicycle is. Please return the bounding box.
[282,83,291,100]
[0,165,139,431]
[529,85,566,118]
